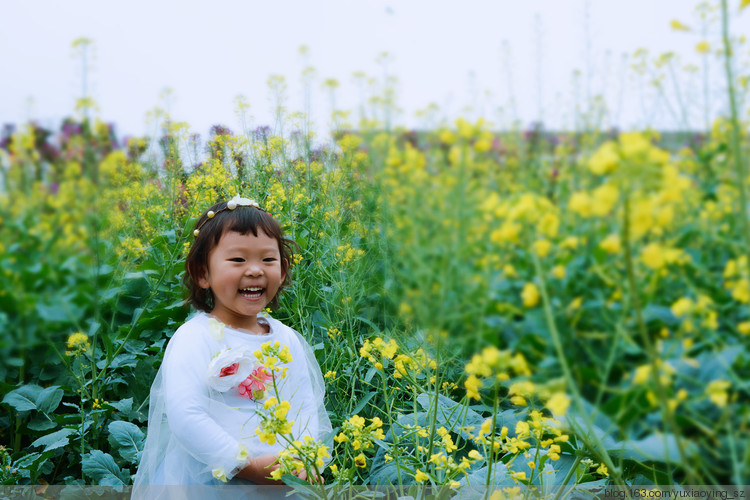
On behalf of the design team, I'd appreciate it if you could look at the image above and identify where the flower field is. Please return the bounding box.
[2,4,750,496]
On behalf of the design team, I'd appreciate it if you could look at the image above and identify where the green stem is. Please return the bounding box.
[720,0,750,271]
[484,386,499,499]
[531,253,624,487]
[553,454,582,500]
[621,194,695,482]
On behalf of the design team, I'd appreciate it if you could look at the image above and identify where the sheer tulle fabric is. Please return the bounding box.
[133,313,331,490]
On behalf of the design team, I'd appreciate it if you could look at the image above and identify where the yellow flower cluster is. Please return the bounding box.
[334,414,385,452]
[705,380,731,408]
[670,295,718,332]
[66,332,90,356]
[723,257,750,303]
[464,346,531,401]
[255,397,294,445]
[359,337,399,370]
[472,411,568,468]
[269,435,330,481]
[393,348,436,379]
[254,340,293,376]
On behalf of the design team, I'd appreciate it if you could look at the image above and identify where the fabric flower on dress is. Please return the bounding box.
[238,366,272,400]
[207,347,257,392]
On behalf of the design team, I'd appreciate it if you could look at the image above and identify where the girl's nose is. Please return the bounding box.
[245,264,263,276]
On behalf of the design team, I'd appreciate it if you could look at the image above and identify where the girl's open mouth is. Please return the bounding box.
[239,287,264,299]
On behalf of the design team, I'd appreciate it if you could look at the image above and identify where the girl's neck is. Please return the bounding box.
[207,313,270,335]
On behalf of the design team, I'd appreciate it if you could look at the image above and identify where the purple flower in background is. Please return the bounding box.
[61,120,82,138]
[40,142,60,162]
[210,125,232,137]
[254,126,271,142]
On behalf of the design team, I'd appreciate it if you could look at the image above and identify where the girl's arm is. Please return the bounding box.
[161,330,250,480]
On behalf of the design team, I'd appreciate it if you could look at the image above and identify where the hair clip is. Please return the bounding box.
[193,195,264,237]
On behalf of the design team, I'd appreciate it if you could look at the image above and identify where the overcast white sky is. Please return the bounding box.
[2,1,749,139]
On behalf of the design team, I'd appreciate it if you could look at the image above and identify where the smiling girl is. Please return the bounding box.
[133,196,331,488]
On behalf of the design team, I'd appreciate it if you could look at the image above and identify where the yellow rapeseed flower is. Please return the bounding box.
[706,380,731,407]
[568,191,593,217]
[465,375,483,401]
[545,392,570,417]
[599,234,621,254]
[354,453,367,468]
[414,469,430,482]
[588,141,618,175]
[521,283,540,308]
[670,297,694,317]
[349,415,366,429]
[66,332,90,356]
[670,19,691,31]
[532,239,552,258]
[551,265,566,279]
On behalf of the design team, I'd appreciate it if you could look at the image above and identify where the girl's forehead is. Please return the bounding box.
[215,229,280,251]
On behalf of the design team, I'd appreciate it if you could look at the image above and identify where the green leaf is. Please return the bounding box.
[82,450,129,485]
[30,428,75,452]
[36,303,69,322]
[27,416,57,432]
[107,421,145,464]
[2,384,44,412]
[36,386,63,414]
[416,393,485,440]
[15,453,43,468]
[351,391,377,416]
[107,398,134,414]
[608,433,692,465]
[459,461,515,489]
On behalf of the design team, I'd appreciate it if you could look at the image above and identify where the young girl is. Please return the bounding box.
[134,195,331,487]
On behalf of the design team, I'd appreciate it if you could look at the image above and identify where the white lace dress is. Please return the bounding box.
[133,312,331,487]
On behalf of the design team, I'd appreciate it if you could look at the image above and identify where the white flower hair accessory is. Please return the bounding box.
[206,347,258,392]
[193,195,265,237]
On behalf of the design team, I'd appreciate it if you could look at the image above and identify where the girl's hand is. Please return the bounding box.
[236,454,280,484]
[294,467,325,485]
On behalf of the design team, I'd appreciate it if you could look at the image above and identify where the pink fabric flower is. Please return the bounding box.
[220,362,239,377]
[238,366,273,399]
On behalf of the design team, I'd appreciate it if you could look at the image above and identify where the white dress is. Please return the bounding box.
[133,312,331,487]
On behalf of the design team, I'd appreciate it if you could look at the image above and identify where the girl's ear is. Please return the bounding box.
[197,270,211,290]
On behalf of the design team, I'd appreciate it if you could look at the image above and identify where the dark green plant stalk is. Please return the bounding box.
[720,0,750,276]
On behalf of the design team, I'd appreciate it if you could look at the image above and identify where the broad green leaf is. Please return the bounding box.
[36,386,64,414]
[30,428,75,452]
[15,452,42,468]
[107,398,134,414]
[608,433,692,465]
[2,384,44,412]
[107,421,145,464]
[416,393,485,439]
[82,450,129,485]
[459,461,514,489]
[27,416,57,432]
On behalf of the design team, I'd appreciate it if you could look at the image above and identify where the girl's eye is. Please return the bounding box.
[263,258,277,262]
[230,258,245,263]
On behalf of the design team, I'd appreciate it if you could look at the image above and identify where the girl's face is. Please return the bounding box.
[198,229,285,332]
